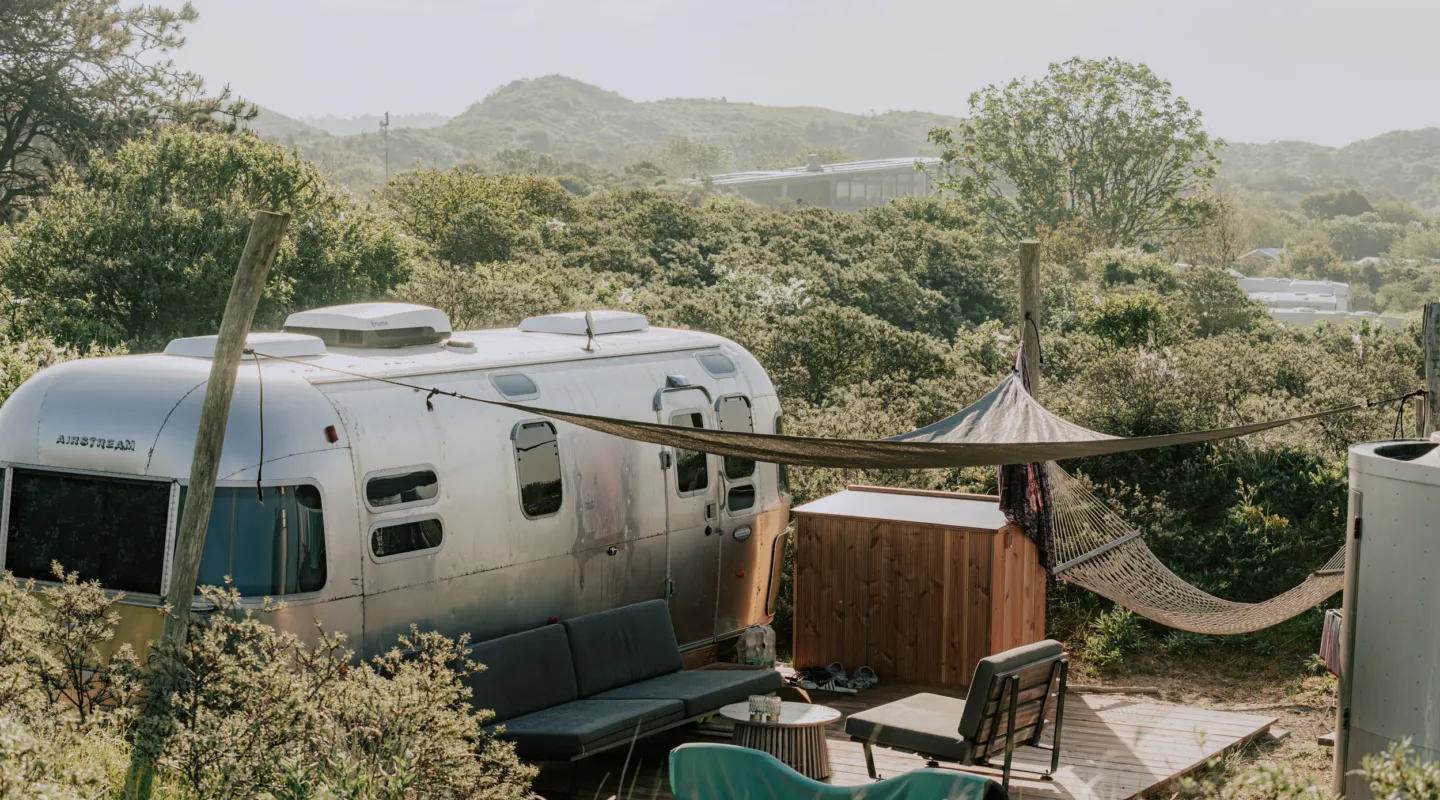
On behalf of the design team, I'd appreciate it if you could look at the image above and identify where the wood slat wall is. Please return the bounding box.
[793,514,1045,685]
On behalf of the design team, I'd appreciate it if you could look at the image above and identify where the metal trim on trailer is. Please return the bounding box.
[305,344,729,387]
[0,467,11,571]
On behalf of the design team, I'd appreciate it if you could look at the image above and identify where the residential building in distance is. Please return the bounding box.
[698,155,939,211]
[1228,272,1402,329]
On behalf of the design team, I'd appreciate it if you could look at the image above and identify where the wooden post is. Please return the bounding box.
[1423,302,1440,438]
[124,210,289,800]
[1018,241,1042,397]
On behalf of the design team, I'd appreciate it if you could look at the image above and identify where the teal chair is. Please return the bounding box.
[669,743,1007,800]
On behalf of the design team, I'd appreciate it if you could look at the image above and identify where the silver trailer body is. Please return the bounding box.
[1335,440,1440,797]
[0,305,790,656]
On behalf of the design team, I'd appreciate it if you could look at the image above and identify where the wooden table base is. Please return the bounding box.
[732,720,831,780]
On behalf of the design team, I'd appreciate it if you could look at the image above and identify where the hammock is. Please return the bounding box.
[1046,463,1345,634]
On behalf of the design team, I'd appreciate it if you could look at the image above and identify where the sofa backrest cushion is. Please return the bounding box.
[562,599,684,697]
[958,639,1065,741]
[464,624,579,723]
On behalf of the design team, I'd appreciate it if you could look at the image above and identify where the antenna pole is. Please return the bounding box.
[1018,240,1042,399]
[124,211,290,800]
[382,111,390,183]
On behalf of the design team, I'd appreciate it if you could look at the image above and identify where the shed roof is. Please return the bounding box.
[793,486,1007,529]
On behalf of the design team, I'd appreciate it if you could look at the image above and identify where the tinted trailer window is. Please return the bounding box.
[4,468,170,595]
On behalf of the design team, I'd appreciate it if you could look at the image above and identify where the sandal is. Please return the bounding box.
[826,662,850,687]
[850,666,879,689]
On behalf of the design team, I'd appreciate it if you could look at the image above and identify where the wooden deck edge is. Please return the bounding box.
[1141,718,1276,797]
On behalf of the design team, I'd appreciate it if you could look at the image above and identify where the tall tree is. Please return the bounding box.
[930,57,1221,247]
[0,0,252,219]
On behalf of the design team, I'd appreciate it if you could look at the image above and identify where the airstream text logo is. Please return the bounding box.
[55,435,137,452]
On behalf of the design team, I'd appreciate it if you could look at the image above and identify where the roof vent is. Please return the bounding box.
[806,153,823,172]
[283,303,450,349]
[165,331,327,359]
[518,310,648,336]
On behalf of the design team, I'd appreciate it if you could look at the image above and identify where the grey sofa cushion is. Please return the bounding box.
[845,693,973,763]
[463,624,578,723]
[959,639,1064,741]
[490,698,684,759]
[562,599,684,697]
[593,668,784,717]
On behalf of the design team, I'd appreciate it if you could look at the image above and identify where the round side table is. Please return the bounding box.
[717,701,841,780]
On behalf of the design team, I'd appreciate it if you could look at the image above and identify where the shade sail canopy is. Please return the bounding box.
[482,372,1337,470]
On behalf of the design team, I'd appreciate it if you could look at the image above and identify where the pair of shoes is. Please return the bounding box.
[826,662,880,691]
[792,665,857,694]
[850,665,879,689]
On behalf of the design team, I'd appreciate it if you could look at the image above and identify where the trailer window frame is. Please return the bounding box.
[367,513,445,563]
[362,464,440,513]
[176,479,332,600]
[0,463,178,602]
[511,420,564,520]
[668,408,712,498]
[716,394,757,515]
[490,372,540,401]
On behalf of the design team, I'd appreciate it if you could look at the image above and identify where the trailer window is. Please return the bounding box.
[180,485,327,596]
[371,517,443,560]
[365,469,438,509]
[4,468,169,594]
[492,373,539,400]
[697,353,735,377]
[513,421,562,518]
[716,396,755,480]
[670,411,709,495]
[727,485,756,513]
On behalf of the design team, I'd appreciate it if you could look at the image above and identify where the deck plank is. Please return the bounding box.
[533,680,1274,800]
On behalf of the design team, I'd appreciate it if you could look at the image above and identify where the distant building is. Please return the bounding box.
[1236,247,1284,263]
[1239,277,1350,312]
[698,155,940,211]
[1268,308,1403,331]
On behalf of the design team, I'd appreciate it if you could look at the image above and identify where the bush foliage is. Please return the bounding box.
[0,570,535,799]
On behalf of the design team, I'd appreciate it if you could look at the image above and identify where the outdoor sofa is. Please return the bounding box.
[465,599,784,761]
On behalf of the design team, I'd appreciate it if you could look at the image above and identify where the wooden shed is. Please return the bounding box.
[791,485,1046,686]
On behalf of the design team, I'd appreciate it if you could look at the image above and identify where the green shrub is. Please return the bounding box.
[1079,607,1147,668]
[1,571,535,800]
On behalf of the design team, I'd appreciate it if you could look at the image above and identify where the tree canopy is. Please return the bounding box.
[930,57,1221,248]
[0,0,252,219]
[2,127,411,348]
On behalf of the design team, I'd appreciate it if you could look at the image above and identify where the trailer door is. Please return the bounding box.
[657,388,721,647]
[713,394,762,637]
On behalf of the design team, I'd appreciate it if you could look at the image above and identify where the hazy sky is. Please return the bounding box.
[171,0,1440,147]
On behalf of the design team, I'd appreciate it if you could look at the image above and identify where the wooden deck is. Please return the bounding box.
[535,677,1276,800]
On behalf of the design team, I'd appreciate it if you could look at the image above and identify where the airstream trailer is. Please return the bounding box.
[0,303,791,656]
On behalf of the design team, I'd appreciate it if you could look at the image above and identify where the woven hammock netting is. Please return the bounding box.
[1045,462,1345,634]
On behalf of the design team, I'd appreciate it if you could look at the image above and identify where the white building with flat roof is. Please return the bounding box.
[1239,277,1350,311]
[698,155,940,211]
[1268,308,1403,330]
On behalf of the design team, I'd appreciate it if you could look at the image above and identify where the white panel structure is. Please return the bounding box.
[1339,441,1440,797]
